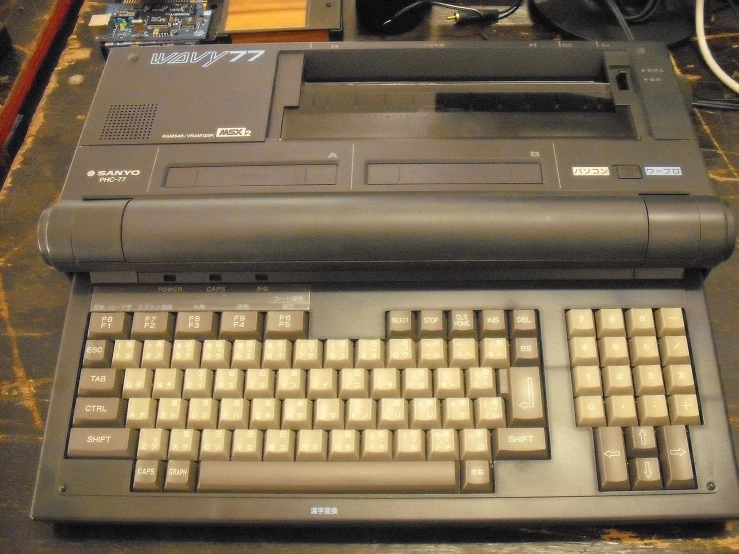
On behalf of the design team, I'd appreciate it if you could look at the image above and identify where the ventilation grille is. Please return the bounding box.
[100,104,157,141]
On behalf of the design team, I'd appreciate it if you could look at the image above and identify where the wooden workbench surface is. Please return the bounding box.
[0,1,737,551]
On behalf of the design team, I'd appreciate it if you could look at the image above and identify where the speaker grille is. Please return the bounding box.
[100,104,157,141]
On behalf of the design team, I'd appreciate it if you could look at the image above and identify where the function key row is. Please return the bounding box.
[387,310,537,340]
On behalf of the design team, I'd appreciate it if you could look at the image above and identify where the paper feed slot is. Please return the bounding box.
[38,195,735,273]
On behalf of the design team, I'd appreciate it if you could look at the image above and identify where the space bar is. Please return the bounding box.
[198,462,459,493]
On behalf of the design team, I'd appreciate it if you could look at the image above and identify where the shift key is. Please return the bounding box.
[67,428,137,458]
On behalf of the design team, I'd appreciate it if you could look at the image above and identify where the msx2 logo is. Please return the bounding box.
[216,128,250,137]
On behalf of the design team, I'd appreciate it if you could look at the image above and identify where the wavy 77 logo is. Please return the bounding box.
[150,50,265,68]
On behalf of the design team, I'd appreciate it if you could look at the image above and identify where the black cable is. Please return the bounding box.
[616,0,662,23]
[383,0,523,28]
[725,0,739,20]
[602,0,636,40]
[693,98,739,110]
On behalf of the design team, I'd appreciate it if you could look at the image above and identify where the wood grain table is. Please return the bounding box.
[0,1,737,551]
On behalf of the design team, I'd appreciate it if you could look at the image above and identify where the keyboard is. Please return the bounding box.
[31,275,739,523]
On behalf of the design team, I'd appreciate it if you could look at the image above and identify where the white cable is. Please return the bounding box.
[695,0,739,94]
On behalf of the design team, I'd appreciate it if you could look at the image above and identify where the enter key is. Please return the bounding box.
[502,366,545,426]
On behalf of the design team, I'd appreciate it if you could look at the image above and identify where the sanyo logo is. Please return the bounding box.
[150,50,265,68]
[87,170,141,177]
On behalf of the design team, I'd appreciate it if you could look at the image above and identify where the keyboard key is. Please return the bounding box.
[231,340,261,370]
[509,310,537,337]
[418,338,448,369]
[602,365,634,396]
[346,398,376,430]
[402,368,432,399]
[141,340,172,369]
[262,339,292,370]
[187,398,218,429]
[410,398,441,430]
[78,368,123,397]
[170,340,201,369]
[219,311,263,340]
[198,461,459,493]
[324,339,354,369]
[574,396,606,427]
[131,312,174,341]
[361,429,392,461]
[386,310,414,339]
[182,368,213,399]
[263,429,295,461]
[594,426,629,491]
[132,460,165,491]
[307,368,337,399]
[152,368,183,399]
[386,338,416,369]
[568,337,598,366]
[250,398,280,429]
[355,339,385,369]
[625,309,655,337]
[565,309,595,338]
[275,368,306,399]
[478,310,507,338]
[231,429,263,461]
[293,339,323,369]
[244,368,275,398]
[168,429,200,460]
[314,398,344,430]
[480,338,510,368]
[296,429,327,461]
[370,368,401,399]
[82,340,114,368]
[571,366,602,397]
[449,338,479,368]
[466,367,496,398]
[667,394,701,426]
[126,398,157,428]
[164,460,196,492]
[628,336,660,365]
[598,337,629,366]
[604,395,638,427]
[624,426,658,458]
[636,395,670,426]
[328,429,360,461]
[632,365,665,395]
[218,398,249,429]
[200,340,231,369]
[492,428,548,460]
[157,398,188,429]
[657,425,696,489]
[137,428,169,460]
[175,312,218,340]
[394,429,426,460]
[264,311,308,340]
[427,429,459,461]
[112,340,143,369]
[435,367,464,399]
[199,429,232,461]
[504,366,545,427]
[595,309,626,338]
[72,397,125,427]
[663,364,695,395]
[418,310,446,339]
[628,457,662,490]
[474,397,506,429]
[213,369,244,399]
[511,338,540,367]
[338,368,369,399]
[654,308,685,337]
[449,310,475,338]
[442,398,473,429]
[461,460,493,493]
[459,429,492,461]
[87,312,131,340]
[67,427,137,458]
[659,335,691,365]
[377,398,408,429]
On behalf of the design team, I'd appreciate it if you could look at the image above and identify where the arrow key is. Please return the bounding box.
[624,426,657,458]
[628,457,662,490]
[594,426,629,491]
[657,425,696,489]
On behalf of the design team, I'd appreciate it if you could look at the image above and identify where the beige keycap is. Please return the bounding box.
[126,397,157,428]
[213,368,244,399]
[459,428,492,461]
[152,368,184,399]
[629,336,660,365]
[338,368,369,398]
[199,429,232,461]
[182,368,213,399]
[595,309,626,338]
[410,398,441,429]
[231,340,261,370]
[314,398,344,430]
[168,428,200,461]
[571,366,602,397]
[625,309,655,337]
[187,398,218,429]
[377,398,408,429]
[362,429,392,461]
[324,339,354,369]
[655,308,685,337]
[386,338,416,369]
[418,338,448,369]
[307,368,337,399]
[668,394,701,425]
[137,428,169,460]
[141,340,172,369]
[474,397,506,429]
[218,311,263,341]
[122,368,153,398]
[394,429,426,460]
[602,365,634,396]
[466,367,496,398]
[480,338,510,368]
[264,311,307,340]
[574,396,606,427]
[427,429,459,461]
[449,310,476,338]
[281,398,312,430]
[328,430,360,461]
[346,398,377,430]
[659,336,691,365]
[200,340,231,370]
[370,368,401,399]
[663,365,695,394]
[605,395,638,427]
[402,368,432,398]
[244,368,275,399]
[112,339,143,369]
[263,429,295,461]
[449,338,479,369]
[598,337,629,366]
[296,429,328,461]
[275,368,306,399]
[131,312,175,341]
[632,365,665,395]
[636,395,670,426]
[293,339,323,369]
[262,339,292,370]
[355,339,385,369]
[442,398,474,429]
[434,367,464,398]
[569,337,599,366]
[566,309,595,338]
[218,398,249,429]
[175,312,218,340]
[170,340,201,369]
[231,429,263,461]
[419,311,447,339]
[478,310,507,338]
[249,398,280,429]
